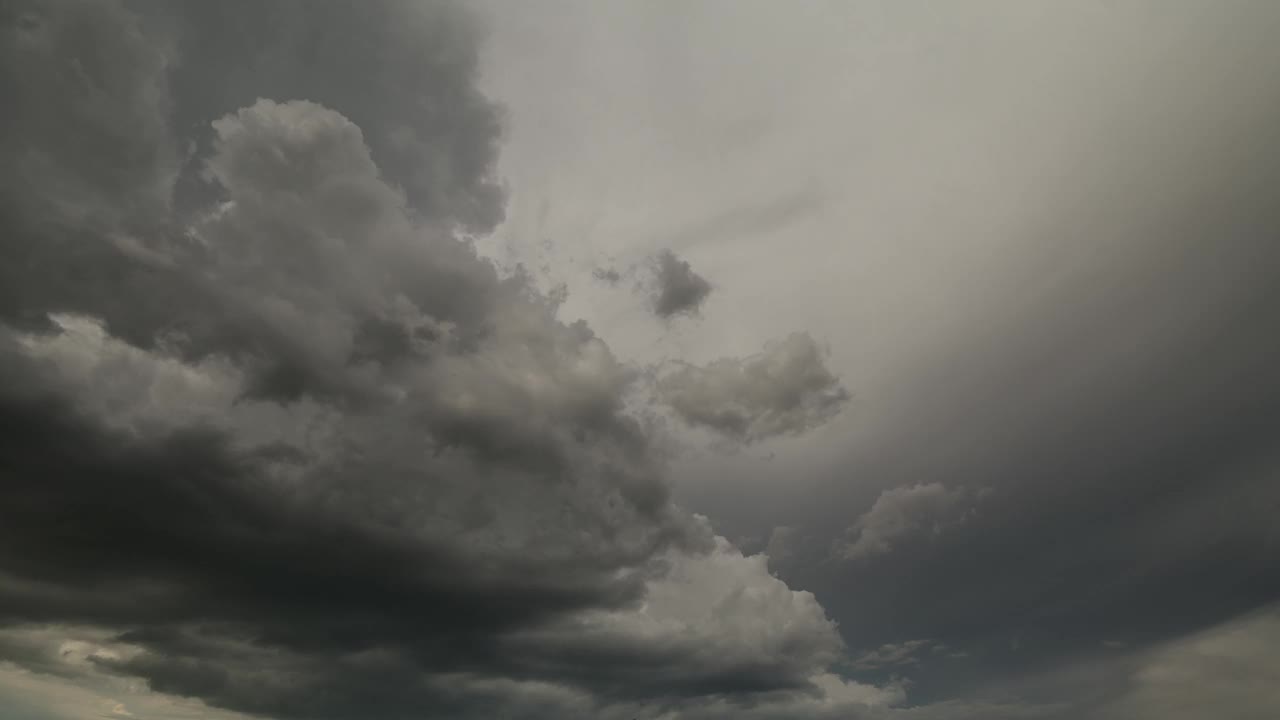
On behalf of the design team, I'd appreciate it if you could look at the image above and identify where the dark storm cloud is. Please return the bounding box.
[0,0,181,336]
[0,362,644,641]
[656,333,849,442]
[1,0,519,403]
[0,0,177,223]
[0,2,863,718]
[0,0,484,400]
[649,249,712,319]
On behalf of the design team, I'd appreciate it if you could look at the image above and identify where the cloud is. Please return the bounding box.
[852,640,936,671]
[593,267,623,286]
[0,626,255,720]
[496,537,846,700]
[656,333,849,442]
[0,3,879,719]
[835,484,980,561]
[158,0,507,234]
[650,249,713,319]
[0,0,178,229]
[1090,608,1280,720]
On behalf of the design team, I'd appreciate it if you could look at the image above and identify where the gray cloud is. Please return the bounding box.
[657,332,849,442]
[0,0,178,228]
[835,484,980,561]
[0,0,181,337]
[650,249,713,319]
[8,1,1280,719]
[1088,606,1280,720]
[593,267,623,286]
[0,0,505,397]
[156,0,507,233]
[0,2,870,719]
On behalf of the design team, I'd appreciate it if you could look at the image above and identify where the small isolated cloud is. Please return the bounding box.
[836,483,981,561]
[656,333,849,442]
[592,267,622,286]
[650,249,712,318]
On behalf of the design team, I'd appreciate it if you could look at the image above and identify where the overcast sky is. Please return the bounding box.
[2,1,1280,719]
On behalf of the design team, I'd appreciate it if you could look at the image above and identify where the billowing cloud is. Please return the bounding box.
[835,483,980,561]
[650,249,713,319]
[0,2,878,719]
[656,332,849,442]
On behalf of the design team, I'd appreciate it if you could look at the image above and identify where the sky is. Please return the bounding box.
[1,1,1279,719]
